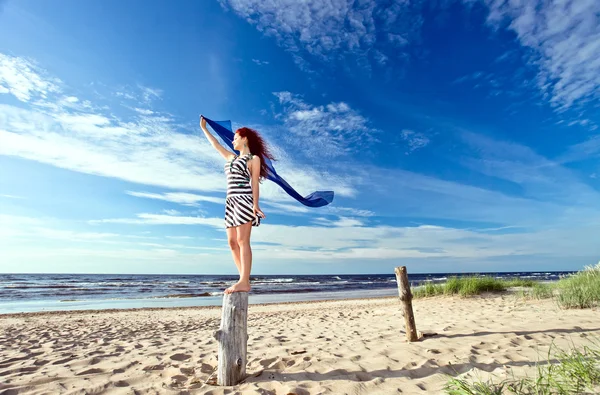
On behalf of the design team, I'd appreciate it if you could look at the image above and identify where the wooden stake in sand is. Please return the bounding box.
[394,266,419,342]
[213,292,248,386]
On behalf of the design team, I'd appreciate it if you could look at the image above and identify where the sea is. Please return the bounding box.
[0,271,574,314]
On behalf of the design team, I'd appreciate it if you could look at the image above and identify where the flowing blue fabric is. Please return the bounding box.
[204,117,334,208]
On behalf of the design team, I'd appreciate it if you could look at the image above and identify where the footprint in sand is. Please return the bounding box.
[52,355,76,365]
[169,353,191,361]
[180,367,195,375]
[76,368,104,376]
[33,359,50,366]
[170,374,188,384]
[143,364,165,371]
[260,357,279,368]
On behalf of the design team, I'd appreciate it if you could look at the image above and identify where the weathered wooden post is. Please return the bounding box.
[394,266,419,342]
[213,292,248,385]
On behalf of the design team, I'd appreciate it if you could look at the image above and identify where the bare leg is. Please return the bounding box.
[226,227,241,275]
[224,222,252,294]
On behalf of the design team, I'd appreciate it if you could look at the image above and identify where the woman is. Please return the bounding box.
[200,115,274,294]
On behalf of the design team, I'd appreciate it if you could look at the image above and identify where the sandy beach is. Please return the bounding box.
[1,293,599,394]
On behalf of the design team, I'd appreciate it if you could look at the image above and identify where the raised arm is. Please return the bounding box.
[200,116,235,161]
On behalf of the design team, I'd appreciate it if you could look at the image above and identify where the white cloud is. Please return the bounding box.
[114,85,162,105]
[559,134,600,164]
[0,53,347,207]
[9,208,593,263]
[0,215,154,244]
[126,191,224,206]
[251,58,269,66]
[0,194,25,199]
[0,104,226,192]
[480,0,600,110]
[250,219,600,261]
[459,130,600,207]
[220,0,420,70]
[32,227,122,242]
[0,53,61,102]
[322,206,375,217]
[388,33,409,47]
[262,201,310,214]
[134,107,154,115]
[89,213,224,227]
[140,85,162,104]
[273,91,378,158]
[162,209,181,216]
[400,129,430,153]
[312,216,365,227]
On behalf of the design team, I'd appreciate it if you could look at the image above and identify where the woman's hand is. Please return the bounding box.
[200,115,206,129]
[253,205,265,219]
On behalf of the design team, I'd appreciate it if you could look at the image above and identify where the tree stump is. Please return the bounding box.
[213,292,248,385]
[394,266,419,342]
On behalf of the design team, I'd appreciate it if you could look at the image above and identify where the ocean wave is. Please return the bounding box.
[154,292,213,298]
[252,278,295,283]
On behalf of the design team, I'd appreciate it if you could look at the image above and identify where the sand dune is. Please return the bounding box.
[1,294,599,394]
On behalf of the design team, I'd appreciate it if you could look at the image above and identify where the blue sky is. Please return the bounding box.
[1,0,599,275]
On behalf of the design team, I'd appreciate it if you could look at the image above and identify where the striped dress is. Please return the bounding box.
[224,153,261,228]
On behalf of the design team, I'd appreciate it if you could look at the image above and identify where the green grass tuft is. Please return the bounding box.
[413,276,535,298]
[444,340,600,395]
[445,377,507,395]
[518,283,555,300]
[555,263,600,309]
[412,264,600,310]
[412,282,445,298]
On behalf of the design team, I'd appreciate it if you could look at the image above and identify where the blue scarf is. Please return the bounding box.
[204,117,334,208]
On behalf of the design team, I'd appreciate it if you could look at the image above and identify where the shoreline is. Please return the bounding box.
[1,280,556,317]
[0,287,400,315]
[0,293,399,318]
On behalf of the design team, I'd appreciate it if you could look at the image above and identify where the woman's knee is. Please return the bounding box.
[236,236,250,247]
[227,237,238,249]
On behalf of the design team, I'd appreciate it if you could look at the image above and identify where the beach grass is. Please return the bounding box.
[413,276,535,298]
[517,282,555,300]
[515,263,600,307]
[414,264,600,309]
[445,340,600,394]
[555,263,600,309]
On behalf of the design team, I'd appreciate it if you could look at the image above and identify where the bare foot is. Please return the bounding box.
[224,281,251,294]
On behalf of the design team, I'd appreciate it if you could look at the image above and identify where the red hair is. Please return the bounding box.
[236,127,275,181]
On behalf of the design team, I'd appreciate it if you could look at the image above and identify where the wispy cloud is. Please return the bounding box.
[459,130,600,207]
[312,216,365,227]
[400,129,430,154]
[220,0,421,71]
[251,58,269,66]
[0,53,61,101]
[89,213,224,227]
[479,0,600,110]
[0,52,343,204]
[126,191,224,206]
[558,135,600,164]
[0,194,25,199]
[115,84,162,106]
[272,91,378,158]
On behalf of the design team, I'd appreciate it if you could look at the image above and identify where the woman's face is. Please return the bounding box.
[233,132,245,150]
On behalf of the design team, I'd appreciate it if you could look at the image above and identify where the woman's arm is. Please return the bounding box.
[200,116,235,161]
[250,156,266,219]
